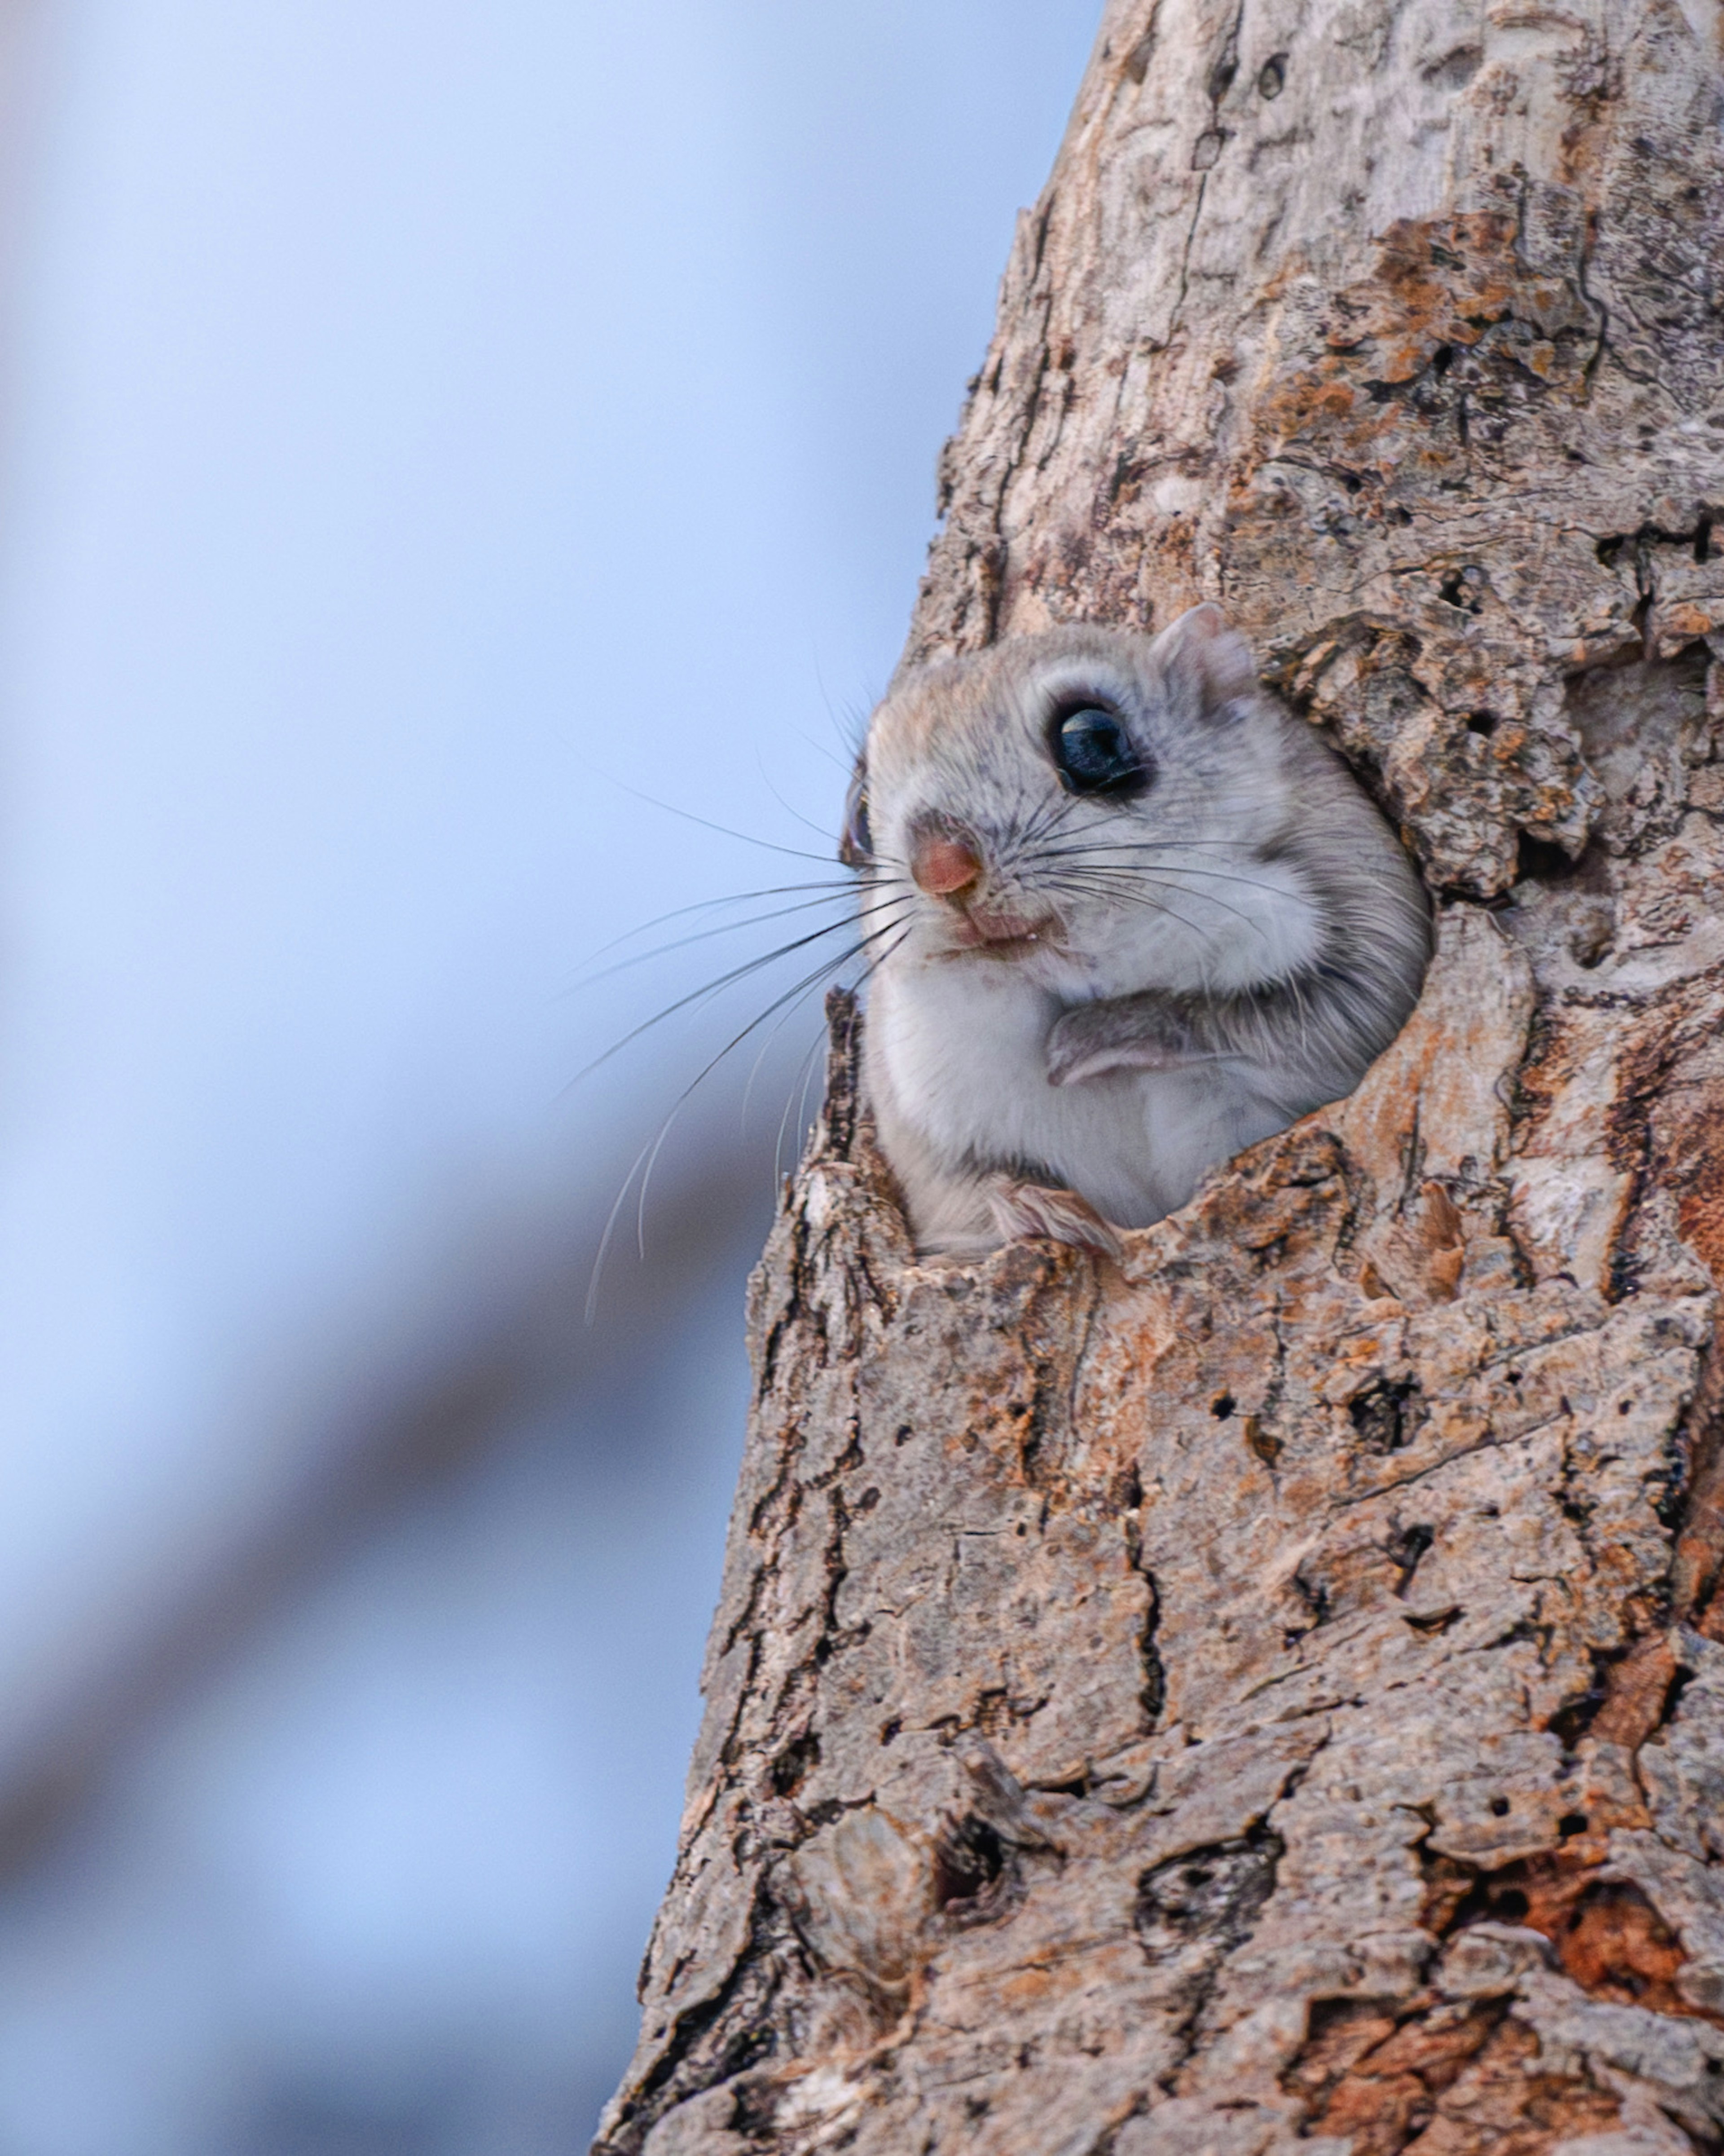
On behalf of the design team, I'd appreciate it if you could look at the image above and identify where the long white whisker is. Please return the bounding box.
[1032,843,1293,897]
[566,895,918,1090]
[1038,865,1266,939]
[569,878,860,976]
[753,745,844,846]
[598,775,844,863]
[585,910,914,1319]
[1034,872,1217,943]
[571,889,863,991]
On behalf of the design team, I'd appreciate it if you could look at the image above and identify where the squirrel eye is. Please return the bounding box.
[1049,705,1148,797]
[839,767,872,866]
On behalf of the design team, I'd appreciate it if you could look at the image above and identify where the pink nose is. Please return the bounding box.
[911,834,982,897]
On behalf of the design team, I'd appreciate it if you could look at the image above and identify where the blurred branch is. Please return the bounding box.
[0,1134,780,1873]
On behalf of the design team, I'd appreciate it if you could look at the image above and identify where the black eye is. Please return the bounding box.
[1049,704,1147,797]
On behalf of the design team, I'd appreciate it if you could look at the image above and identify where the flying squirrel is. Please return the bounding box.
[842,604,1432,1257]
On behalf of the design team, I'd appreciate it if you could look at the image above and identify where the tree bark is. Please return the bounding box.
[597,1,1724,2149]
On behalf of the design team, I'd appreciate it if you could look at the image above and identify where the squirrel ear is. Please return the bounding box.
[1150,603,1258,712]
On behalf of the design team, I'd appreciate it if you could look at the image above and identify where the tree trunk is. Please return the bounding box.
[597,0,1724,2149]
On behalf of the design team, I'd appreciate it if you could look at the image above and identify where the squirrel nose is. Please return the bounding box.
[910,833,983,898]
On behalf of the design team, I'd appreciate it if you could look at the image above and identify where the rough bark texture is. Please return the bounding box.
[597,1,1724,2150]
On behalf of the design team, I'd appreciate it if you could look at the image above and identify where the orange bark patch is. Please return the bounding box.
[1558,1883,1691,2011]
[1287,2001,1624,2154]
[1422,1841,1710,2022]
[1679,1176,1724,1294]
[1254,211,1598,479]
[1588,1634,1681,1751]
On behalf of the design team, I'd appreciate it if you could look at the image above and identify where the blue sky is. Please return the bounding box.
[0,3,1100,2144]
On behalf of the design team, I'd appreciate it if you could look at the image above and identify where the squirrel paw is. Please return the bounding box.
[1046,996,1196,1086]
[985,1176,1124,1259]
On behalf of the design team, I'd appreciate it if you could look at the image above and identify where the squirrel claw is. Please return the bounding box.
[985,1177,1125,1260]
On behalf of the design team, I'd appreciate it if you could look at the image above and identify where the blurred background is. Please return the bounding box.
[0,3,1099,2149]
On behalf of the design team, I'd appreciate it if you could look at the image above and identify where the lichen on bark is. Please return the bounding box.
[597,0,1724,2149]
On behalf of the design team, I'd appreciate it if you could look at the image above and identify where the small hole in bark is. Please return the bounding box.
[1440,1874,1494,1929]
[1257,53,1286,97]
[895,1424,913,1446]
[1490,1796,1511,1816]
[1212,1393,1236,1420]
[1551,1676,1609,1748]
[880,1719,901,1745]
[1515,832,1578,883]
[772,1733,821,1797]
[1559,1812,1589,1838]
[1618,1399,1632,1415]
[1207,54,1237,99]
[1696,518,1713,565]
[1505,1371,1521,1385]
[1495,1887,1530,1919]
[932,1817,1005,1909]
[1437,567,1483,613]
[1350,1381,1417,1453]
[1137,1831,1282,1955]
[1340,472,1362,494]
[1394,1523,1435,1595]
[1293,1570,1331,1626]
[1431,342,1455,375]
[1466,710,1497,735]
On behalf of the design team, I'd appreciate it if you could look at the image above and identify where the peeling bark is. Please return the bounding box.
[598,1,1724,2149]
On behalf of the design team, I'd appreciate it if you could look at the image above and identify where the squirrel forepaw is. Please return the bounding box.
[984,1176,1124,1259]
[1046,996,1196,1086]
